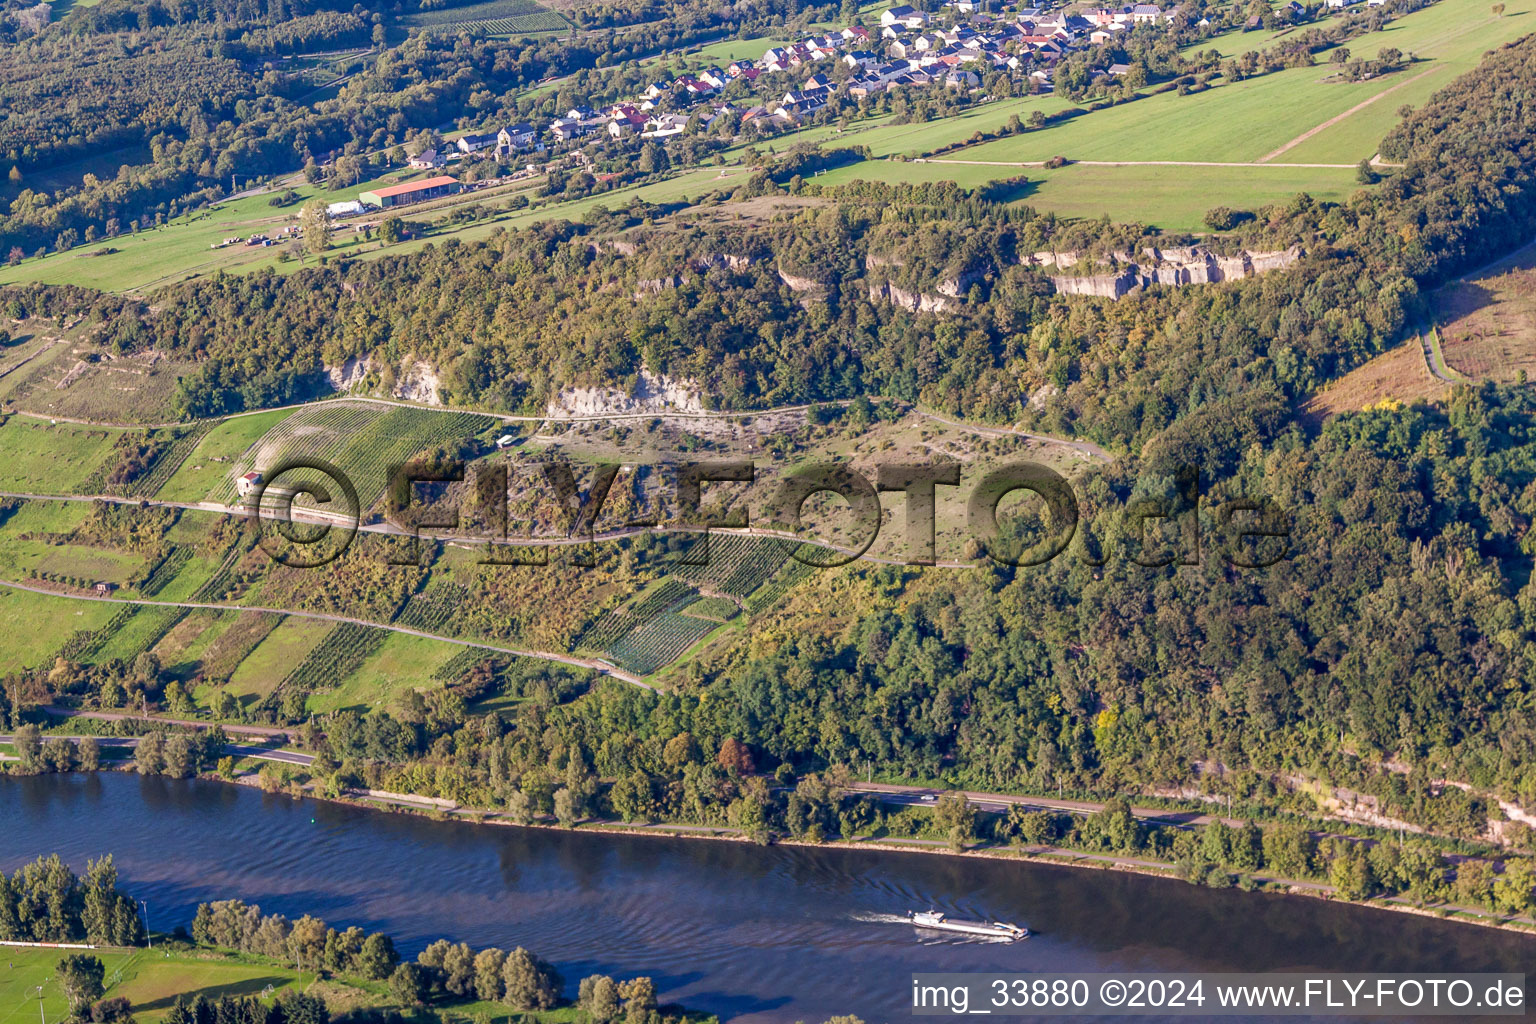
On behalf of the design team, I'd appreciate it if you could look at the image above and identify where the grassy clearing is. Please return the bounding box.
[0,416,123,493]
[0,586,122,673]
[154,408,296,502]
[33,546,147,587]
[358,165,745,262]
[814,158,1361,231]
[0,169,431,294]
[2,349,200,425]
[307,631,468,714]
[1436,244,1536,383]
[226,616,333,699]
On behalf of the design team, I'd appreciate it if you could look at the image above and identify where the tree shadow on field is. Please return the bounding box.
[132,975,295,1011]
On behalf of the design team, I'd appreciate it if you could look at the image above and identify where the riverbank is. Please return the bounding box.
[7,743,1534,939]
[8,770,1533,1024]
[214,764,1536,939]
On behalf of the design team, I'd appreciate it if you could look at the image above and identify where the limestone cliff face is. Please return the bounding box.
[394,359,443,405]
[777,268,823,293]
[938,264,991,298]
[632,275,685,298]
[693,253,760,272]
[1031,244,1302,299]
[867,281,953,313]
[322,356,442,405]
[863,256,991,311]
[325,355,373,391]
[545,367,704,418]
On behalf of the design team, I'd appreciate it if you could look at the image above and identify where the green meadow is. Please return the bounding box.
[154,408,298,502]
[0,586,122,673]
[814,158,1363,231]
[0,416,122,493]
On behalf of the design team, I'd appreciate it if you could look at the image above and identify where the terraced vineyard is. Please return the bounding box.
[54,606,136,662]
[578,579,695,649]
[418,12,566,32]
[137,547,191,597]
[604,611,719,676]
[402,0,566,33]
[670,534,794,599]
[214,402,497,511]
[132,423,214,497]
[432,646,495,683]
[268,622,389,710]
[743,558,815,615]
[393,583,469,634]
[682,596,738,622]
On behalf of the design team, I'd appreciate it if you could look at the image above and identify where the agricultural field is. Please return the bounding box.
[402,0,567,33]
[90,604,191,664]
[813,158,1362,233]
[670,534,794,600]
[308,631,470,714]
[604,609,721,675]
[1435,243,1536,384]
[958,0,1534,166]
[270,621,389,711]
[1300,339,1448,422]
[212,401,498,511]
[0,585,123,673]
[225,615,333,700]
[154,408,295,502]
[0,415,122,493]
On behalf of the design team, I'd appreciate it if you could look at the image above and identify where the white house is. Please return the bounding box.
[880,5,928,28]
[456,132,497,154]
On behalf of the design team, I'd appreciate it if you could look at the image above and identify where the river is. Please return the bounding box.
[1,773,1530,1022]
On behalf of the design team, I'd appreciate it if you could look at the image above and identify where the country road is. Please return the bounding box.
[9,395,1105,459]
[848,781,1250,828]
[0,578,652,690]
[0,491,981,569]
[0,733,313,766]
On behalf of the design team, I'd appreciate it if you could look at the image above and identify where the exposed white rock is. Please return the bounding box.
[394,359,442,405]
[1045,244,1302,299]
[546,368,705,418]
[325,355,373,392]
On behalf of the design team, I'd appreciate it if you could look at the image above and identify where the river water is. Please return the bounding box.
[1,773,1530,1022]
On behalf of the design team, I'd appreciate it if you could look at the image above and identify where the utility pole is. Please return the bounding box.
[141,900,151,949]
[37,984,44,1024]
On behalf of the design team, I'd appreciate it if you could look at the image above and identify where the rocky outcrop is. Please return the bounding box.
[1041,244,1302,299]
[633,275,685,298]
[867,281,953,313]
[693,252,760,272]
[546,367,704,418]
[938,264,991,298]
[777,269,823,293]
[394,359,442,405]
[325,355,373,392]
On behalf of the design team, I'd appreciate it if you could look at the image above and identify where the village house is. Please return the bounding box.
[456,132,497,154]
[880,5,929,28]
[496,123,538,154]
[408,148,443,170]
